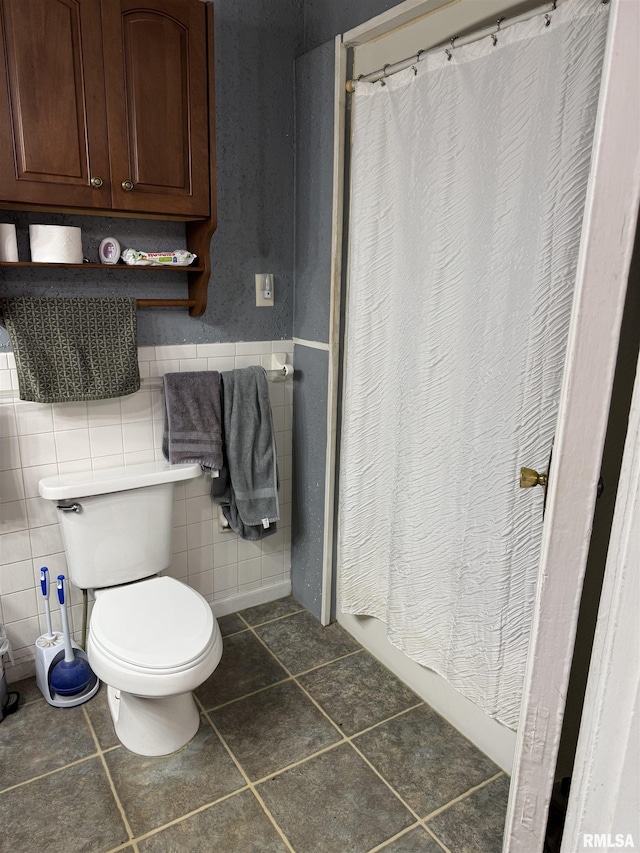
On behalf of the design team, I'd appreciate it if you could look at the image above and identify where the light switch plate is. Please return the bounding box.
[255,273,274,307]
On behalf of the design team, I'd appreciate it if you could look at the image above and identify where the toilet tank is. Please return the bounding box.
[39,461,201,589]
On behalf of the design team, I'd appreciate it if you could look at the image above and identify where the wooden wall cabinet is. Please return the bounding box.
[0,0,216,316]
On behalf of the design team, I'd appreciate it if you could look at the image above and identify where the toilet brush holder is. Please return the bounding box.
[35,635,99,708]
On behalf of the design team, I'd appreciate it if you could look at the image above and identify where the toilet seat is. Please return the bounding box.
[87,576,222,698]
[90,576,215,673]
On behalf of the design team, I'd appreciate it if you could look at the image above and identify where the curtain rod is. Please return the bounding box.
[345,0,607,92]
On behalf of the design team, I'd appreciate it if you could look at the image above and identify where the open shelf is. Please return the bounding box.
[0,253,210,313]
[0,261,204,271]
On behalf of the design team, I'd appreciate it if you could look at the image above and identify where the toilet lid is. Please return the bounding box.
[90,576,214,670]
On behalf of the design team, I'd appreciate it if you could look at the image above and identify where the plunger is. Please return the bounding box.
[49,575,95,696]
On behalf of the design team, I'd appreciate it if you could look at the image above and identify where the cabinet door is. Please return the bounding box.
[0,0,111,209]
[102,0,210,217]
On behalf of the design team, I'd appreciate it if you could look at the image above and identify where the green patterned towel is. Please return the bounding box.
[3,297,140,403]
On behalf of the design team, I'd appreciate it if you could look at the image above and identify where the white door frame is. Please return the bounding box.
[328,0,640,849]
[559,350,640,849]
[504,0,640,847]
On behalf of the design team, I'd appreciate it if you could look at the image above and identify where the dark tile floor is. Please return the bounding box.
[0,596,510,853]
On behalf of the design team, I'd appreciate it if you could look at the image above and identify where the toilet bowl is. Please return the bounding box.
[88,575,222,755]
[39,461,223,756]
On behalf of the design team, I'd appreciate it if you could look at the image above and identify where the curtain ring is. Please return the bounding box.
[450,36,458,48]
[445,49,452,61]
[544,13,551,26]
[412,65,418,76]
[492,17,504,45]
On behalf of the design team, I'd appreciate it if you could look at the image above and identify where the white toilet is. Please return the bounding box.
[38,461,222,756]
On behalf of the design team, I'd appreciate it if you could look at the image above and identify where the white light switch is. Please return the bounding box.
[255,273,274,307]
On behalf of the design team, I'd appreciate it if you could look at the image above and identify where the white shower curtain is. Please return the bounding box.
[339,0,609,729]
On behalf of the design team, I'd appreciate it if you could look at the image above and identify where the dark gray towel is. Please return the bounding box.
[2,297,140,403]
[162,371,223,472]
[211,366,279,540]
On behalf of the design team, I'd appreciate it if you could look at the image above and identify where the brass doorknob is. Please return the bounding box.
[121,180,134,192]
[90,175,103,188]
[520,467,548,489]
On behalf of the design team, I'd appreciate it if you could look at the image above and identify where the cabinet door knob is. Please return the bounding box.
[90,176,103,188]
[121,180,134,192]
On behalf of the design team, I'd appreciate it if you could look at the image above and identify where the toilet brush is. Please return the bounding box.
[39,567,57,647]
[49,575,96,697]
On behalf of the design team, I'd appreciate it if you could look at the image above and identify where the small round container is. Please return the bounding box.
[99,237,121,265]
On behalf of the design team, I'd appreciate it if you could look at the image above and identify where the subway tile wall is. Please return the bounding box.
[0,341,293,681]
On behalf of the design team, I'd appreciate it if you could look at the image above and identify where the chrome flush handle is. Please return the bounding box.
[57,503,82,513]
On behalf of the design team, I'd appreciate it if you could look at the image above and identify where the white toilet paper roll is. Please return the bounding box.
[0,223,18,262]
[29,224,83,264]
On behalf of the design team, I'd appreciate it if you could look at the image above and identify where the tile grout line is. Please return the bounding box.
[245,622,426,825]
[202,674,293,712]
[244,610,507,848]
[237,607,306,630]
[215,701,425,792]
[294,647,364,677]
[199,614,424,843]
[364,822,423,853]
[82,704,137,849]
[348,739,423,824]
[246,619,423,746]
[343,702,424,741]
[422,823,454,853]
[195,696,296,853]
[250,739,350,786]
[247,616,510,849]
[218,627,249,639]
[421,769,506,823]
[0,751,99,796]
[125,784,252,848]
[200,647,365,714]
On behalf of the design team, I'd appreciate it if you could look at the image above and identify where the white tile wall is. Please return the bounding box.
[0,341,293,680]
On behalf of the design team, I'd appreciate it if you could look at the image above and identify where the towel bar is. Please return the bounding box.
[0,360,294,402]
[142,365,293,389]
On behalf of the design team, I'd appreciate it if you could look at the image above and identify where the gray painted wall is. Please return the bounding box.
[0,0,303,349]
[291,344,329,618]
[303,0,399,51]
[290,39,337,619]
[293,42,336,345]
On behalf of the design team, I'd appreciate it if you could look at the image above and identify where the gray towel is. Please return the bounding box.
[162,371,223,472]
[211,366,279,540]
[2,297,140,403]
